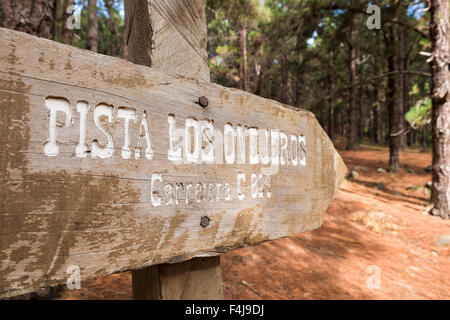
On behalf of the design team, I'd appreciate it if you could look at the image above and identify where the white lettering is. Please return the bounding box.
[185,118,201,164]
[44,97,72,157]
[224,123,236,164]
[248,127,259,164]
[298,135,306,166]
[168,114,182,162]
[237,173,246,200]
[201,119,215,164]
[151,173,162,207]
[91,103,114,159]
[135,111,154,160]
[236,125,246,164]
[117,107,137,160]
[279,132,288,166]
[75,101,89,158]
[271,129,280,165]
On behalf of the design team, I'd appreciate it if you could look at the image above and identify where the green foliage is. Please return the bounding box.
[405,97,432,129]
[206,0,432,147]
[72,0,124,58]
[72,4,89,50]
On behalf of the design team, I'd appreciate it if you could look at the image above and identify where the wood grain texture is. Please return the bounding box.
[128,0,222,300]
[124,0,153,67]
[132,256,222,299]
[0,28,347,298]
[125,0,209,81]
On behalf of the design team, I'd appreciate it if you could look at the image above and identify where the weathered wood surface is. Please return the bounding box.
[132,257,223,299]
[124,0,153,67]
[125,0,209,81]
[0,28,347,298]
[127,0,223,300]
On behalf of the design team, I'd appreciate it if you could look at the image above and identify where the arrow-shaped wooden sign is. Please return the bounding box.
[0,28,347,298]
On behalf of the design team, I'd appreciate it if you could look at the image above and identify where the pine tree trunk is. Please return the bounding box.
[88,0,98,52]
[254,63,263,96]
[402,62,410,146]
[430,0,450,219]
[346,15,357,150]
[373,58,383,144]
[359,83,364,139]
[62,0,74,44]
[0,0,56,39]
[293,59,303,108]
[56,0,74,44]
[421,127,426,149]
[240,24,249,92]
[372,87,381,144]
[385,24,401,172]
[381,99,387,144]
[280,54,289,104]
[328,72,335,140]
[398,25,406,150]
[105,0,120,57]
[254,46,264,96]
[411,129,417,147]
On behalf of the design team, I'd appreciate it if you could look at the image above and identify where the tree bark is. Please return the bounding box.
[328,72,335,140]
[0,0,57,39]
[411,128,417,147]
[253,46,264,96]
[339,111,344,135]
[254,63,263,96]
[62,0,74,44]
[87,0,98,52]
[358,83,364,138]
[372,86,381,144]
[385,24,401,172]
[346,14,357,150]
[55,0,74,45]
[398,13,406,150]
[420,127,426,149]
[372,57,383,144]
[280,54,289,104]
[430,0,450,219]
[402,58,410,147]
[104,0,120,57]
[240,24,249,92]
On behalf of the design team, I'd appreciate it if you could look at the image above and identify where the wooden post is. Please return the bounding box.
[124,0,210,80]
[132,257,223,300]
[125,0,223,300]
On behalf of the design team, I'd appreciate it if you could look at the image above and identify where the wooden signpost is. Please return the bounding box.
[0,0,346,300]
[125,0,223,299]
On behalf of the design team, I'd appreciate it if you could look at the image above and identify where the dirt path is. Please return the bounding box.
[57,147,450,300]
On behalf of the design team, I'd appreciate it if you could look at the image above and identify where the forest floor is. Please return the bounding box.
[56,143,450,300]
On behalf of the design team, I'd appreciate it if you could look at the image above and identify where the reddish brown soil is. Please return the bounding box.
[57,146,450,300]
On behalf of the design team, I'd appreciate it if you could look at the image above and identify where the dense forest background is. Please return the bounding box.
[0,0,447,218]
[206,1,433,167]
[59,0,432,169]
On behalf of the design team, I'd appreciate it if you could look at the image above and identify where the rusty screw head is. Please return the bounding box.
[198,96,209,108]
[200,216,210,228]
